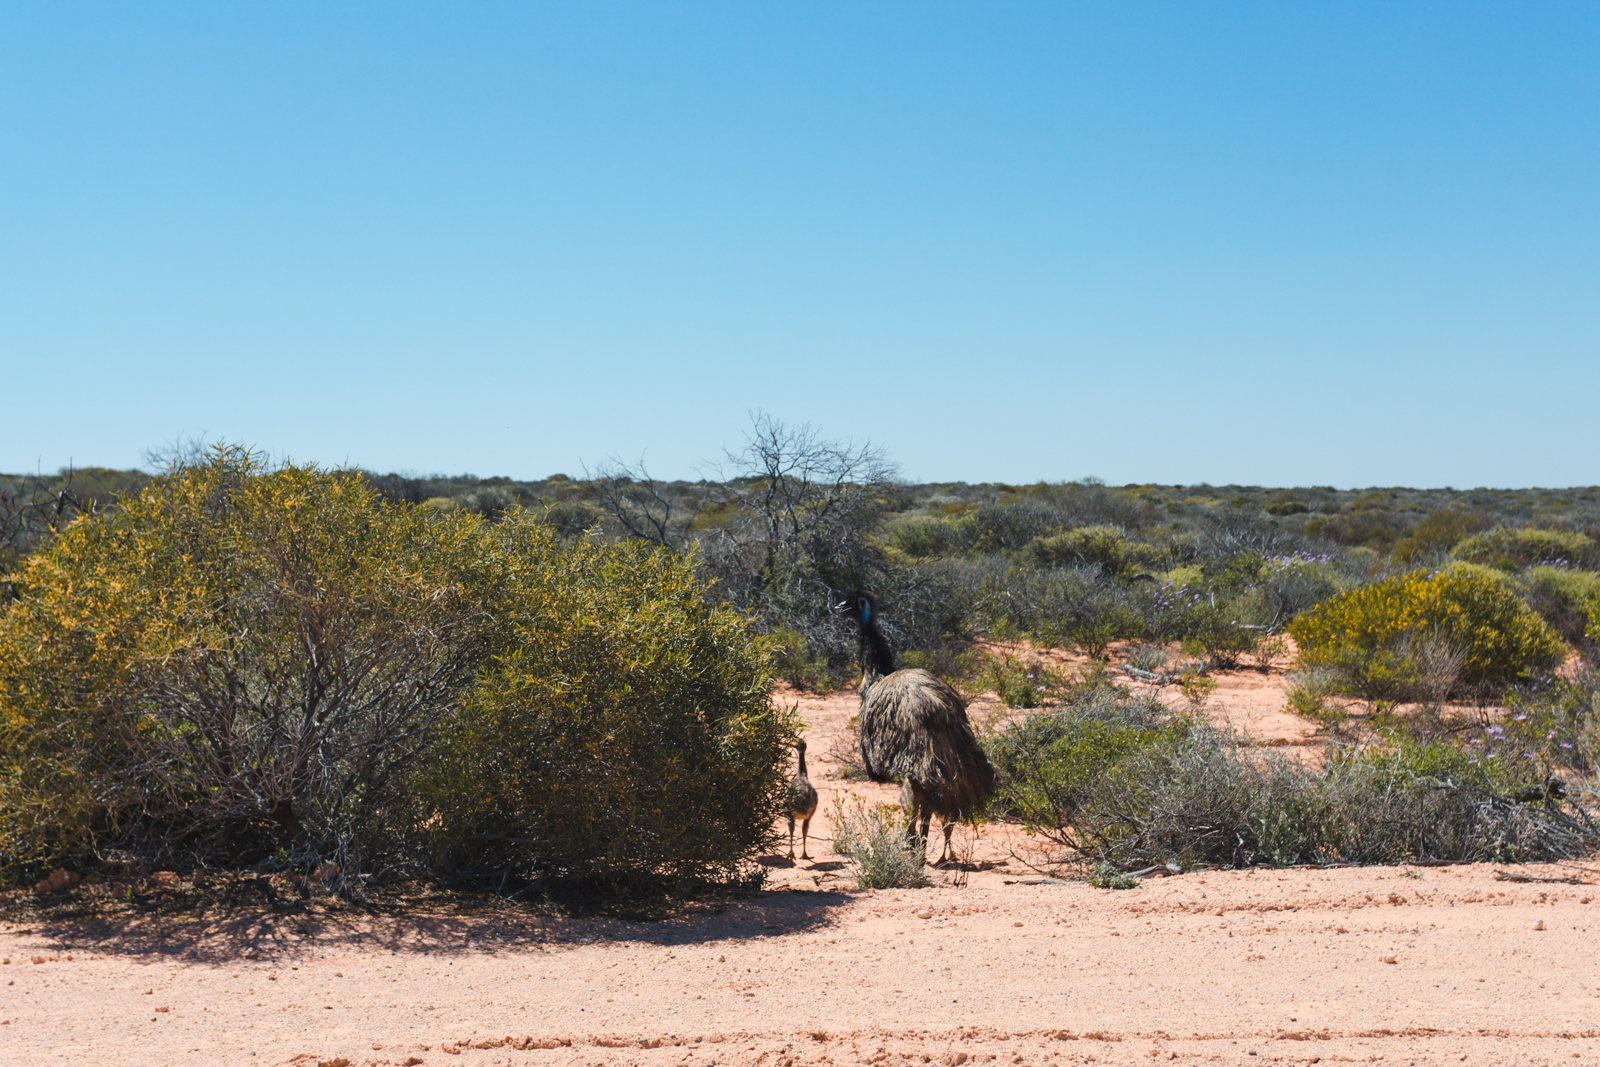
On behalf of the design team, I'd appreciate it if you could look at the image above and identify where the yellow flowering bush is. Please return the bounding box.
[1289,565,1567,694]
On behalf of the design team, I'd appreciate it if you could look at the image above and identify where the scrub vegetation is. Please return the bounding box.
[3,420,1599,889]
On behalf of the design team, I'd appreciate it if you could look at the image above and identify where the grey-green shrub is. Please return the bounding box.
[828,798,929,889]
[1452,527,1596,570]
[1025,524,1163,576]
[1522,566,1600,647]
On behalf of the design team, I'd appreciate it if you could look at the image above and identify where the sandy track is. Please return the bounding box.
[5,662,1597,1067]
[6,864,1600,1066]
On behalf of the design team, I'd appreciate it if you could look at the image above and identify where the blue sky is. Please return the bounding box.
[3,4,1596,487]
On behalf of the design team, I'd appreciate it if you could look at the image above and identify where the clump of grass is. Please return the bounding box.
[1123,642,1172,673]
[1284,667,1342,722]
[826,795,928,890]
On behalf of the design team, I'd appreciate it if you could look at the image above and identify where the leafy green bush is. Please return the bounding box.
[885,514,967,558]
[1088,861,1139,889]
[1025,525,1163,576]
[768,623,845,691]
[1452,527,1596,571]
[1289,565,1567,694]
[1522,566,1600,647]
[0,447,793,890]
[985,679,1175,838]
[979,653,1064,709]
[420,532,793,888]
[1283,667,1341,721]
[968,503,1063,552]
[985,564,1143,653]
[0,448,497,884]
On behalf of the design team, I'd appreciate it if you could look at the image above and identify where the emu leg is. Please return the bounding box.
[800,816,812,860]
[901,780,929,863]
[937,821,955,866]
[787,813,797,861]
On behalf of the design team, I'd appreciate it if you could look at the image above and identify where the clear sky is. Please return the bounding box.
[3,4,1596,487]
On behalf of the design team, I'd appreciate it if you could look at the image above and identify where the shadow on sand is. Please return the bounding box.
[12,868,858,966]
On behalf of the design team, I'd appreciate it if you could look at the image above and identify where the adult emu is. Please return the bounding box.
[836,591,995,865]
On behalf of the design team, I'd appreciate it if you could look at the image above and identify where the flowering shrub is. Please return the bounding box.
[1288,565,1567,693]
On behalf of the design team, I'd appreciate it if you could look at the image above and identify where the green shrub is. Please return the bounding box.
[0,447,793,890]
[968,503,1062,552]
[1452,527,1596,571]
[1497,670,1600,775]
[980,653,1064,709]
[885,514,966,558]
[1123,643,1172,673]
[420,532,794,888]
[1072,728,1592,869]
[1283,668,1340,721]
[1522,566,1600,647]
[982,563,1142,652]
[0,448,497,884]
[1088,861,1139,889]
[1289,566,1567,694]
[1025,525,1162,576]
[768,623,844,691]
[985,682,1175,839]
[1391,508,1492,565]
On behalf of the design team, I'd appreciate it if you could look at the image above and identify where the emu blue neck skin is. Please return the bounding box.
[856,604,896,686]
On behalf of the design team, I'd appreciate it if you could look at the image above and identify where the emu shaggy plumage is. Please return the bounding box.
[839,591,995,864]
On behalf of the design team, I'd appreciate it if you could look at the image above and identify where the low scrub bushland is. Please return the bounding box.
[988,685,1599,872]
[0,447,795,891]
[1289,565,1568,701]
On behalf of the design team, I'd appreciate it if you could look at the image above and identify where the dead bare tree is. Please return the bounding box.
[587,414,902,665]
[586,459,701,548]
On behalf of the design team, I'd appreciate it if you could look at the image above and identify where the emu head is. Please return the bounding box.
[834,590,878,625]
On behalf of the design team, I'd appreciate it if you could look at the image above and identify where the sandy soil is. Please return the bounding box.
[5,655,1597,1067]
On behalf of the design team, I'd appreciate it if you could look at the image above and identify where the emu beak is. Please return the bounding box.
[833,599,852,614]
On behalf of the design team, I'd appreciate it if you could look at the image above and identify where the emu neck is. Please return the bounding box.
[797,747,809,777]
[858,616,897,688]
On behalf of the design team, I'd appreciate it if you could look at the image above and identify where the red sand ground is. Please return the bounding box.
[5,654,1599,1067]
